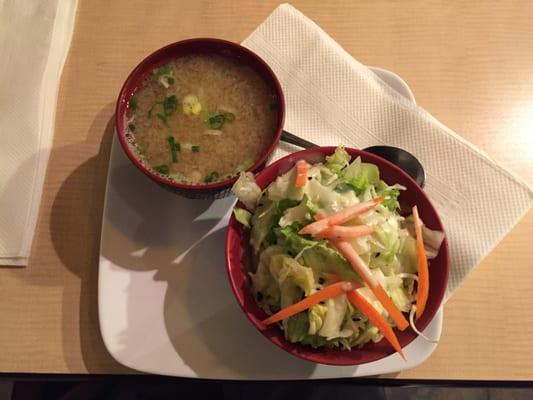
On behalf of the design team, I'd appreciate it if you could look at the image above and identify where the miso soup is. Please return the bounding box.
[125,54,279,184]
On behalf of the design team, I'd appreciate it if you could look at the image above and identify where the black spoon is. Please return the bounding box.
[281,130,426,188]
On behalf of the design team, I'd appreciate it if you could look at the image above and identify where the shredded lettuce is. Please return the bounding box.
[318,294,353,340]
[232,172,262,211]
[299,243,359,281]
[267,165,305,201]
[250,200,277,253]
[278,196,315,228]
[325,146,350,174]
[308,304,328,335]
[238,146,444,351]
[305,179,359,213]
[233,207,252,228]
[339,157,380,195]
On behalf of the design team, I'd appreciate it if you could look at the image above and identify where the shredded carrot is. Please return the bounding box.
[347,290,406,360]
[299,197,383,235]
[412,206,429,319]
[333,240,379,287]
[371,285,409,331]
[298,218,331,236]
[333,240,410,331]
[295,160,309,188]
[261,281,355,325]
[322,272,344,284]
[325,196,384,226]
[314,211,327,220]
[314,224,374,240]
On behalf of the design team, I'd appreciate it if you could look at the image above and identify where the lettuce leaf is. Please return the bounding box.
[386,275,414,312]
[278,196,316,228]
[285,313,354,350]
[233,207,252,228]
[250,199,299,253]
[232,172,262,211]
[318,294,353,340]
[275,224,317,254]
[338,157,380,196]
[306,179,359,213]
[308,304,328,335]
[325,146,350,174]
[249,246,287,312]
[250,200,277,253]
[267,166,305,201]
[299,243,360,281]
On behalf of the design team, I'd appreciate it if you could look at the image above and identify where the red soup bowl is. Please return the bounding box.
[225,146,449,365]
[115,38,285,199]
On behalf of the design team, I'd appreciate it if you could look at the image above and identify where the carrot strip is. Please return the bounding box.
[298,218,330,236]
[314,211,326,220]
[322,272,344,284]
[347,291,406,360]
[295,160,309,188]
[299,197,383,235]
[412,206,429,319]
[326,196,384,226]
[333,240,410,331]
[314,224,374,240]
[262,281,355,325]
[371,285,409,331]
[333,240,379,288]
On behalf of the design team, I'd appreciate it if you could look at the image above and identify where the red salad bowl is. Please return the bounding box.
[225,146,449,365]
[115,38,285,199]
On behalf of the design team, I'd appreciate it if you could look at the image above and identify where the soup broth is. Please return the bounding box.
[126,54,278,184]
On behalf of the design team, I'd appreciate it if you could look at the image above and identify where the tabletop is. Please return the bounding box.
[0,0,532,380]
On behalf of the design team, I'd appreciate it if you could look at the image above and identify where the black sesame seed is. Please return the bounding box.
[375,252,381,258]
[319,301,325,305]
[256,292,263,302]
[318,278,325,284]
[307,176,312,180]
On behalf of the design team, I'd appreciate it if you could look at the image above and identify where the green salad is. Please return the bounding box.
[231,147,444,353]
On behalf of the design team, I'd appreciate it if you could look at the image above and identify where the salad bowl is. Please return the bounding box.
[225,146,449,366]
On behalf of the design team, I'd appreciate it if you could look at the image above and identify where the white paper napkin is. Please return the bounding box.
[0,0,78,266]
[242,4,533,299]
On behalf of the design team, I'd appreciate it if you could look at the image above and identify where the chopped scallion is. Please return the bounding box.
[167,136,178,162]
[156,113,168,126]
[236,159,253,172]
[191,145,200,153]
[152,64,171,80]
[223,112,235,122]
[163,95,177,116]
[153,165,169,175]
[208,114,225,129]
[204,171,220,183]
[130,95,138,112]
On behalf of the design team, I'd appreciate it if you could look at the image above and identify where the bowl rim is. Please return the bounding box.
[115,37,285,192]
[225,146,449,366]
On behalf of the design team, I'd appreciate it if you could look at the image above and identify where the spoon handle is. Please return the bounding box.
[281,130,318,149]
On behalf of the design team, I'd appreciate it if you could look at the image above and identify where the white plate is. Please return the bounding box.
[98,67,442,379]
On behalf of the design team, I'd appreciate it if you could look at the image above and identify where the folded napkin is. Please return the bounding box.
[242,4,532,299]
[0,0,78,266]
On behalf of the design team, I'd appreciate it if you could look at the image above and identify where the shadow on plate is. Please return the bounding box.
[98,129,321,378]
[159,228,319,379]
